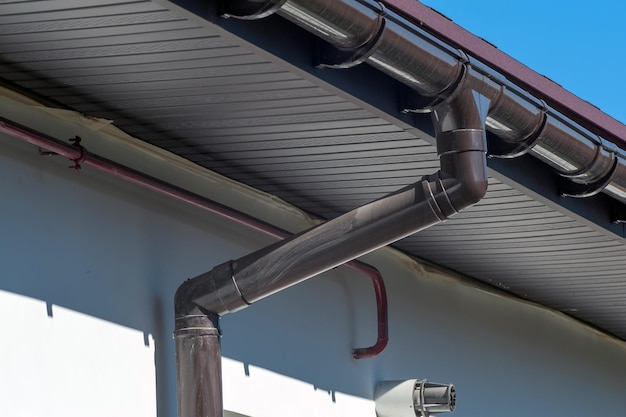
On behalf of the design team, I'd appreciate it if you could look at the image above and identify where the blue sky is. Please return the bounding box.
[421,0,626,124]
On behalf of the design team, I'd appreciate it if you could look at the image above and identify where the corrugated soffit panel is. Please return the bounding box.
[1,1,626,339]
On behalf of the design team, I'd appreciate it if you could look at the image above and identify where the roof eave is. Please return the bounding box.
[382,0,626,148]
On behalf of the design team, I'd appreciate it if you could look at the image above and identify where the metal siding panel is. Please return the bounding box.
[1,47,249,73]
[127,118,393,137]
[56,80,317,104]
[0,24,205,47]
[95,91,340,114]
[0,11,188,36]
[172,138,419,159]
[0,0,146,14]
[2,37,238,63]
[4,55,268,81]
[0,3,168,24]
[110,100,359,123]
[152,125,414,147]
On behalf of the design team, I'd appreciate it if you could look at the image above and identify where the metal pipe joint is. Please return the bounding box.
[176,261,248,318]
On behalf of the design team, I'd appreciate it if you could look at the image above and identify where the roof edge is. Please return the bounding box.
[382,0,626,147]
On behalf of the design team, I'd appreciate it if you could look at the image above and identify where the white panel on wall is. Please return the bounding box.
[0,290,156,417]
[222,357,374,417]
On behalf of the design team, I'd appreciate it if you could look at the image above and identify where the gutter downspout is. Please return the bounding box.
[174,84,490,417]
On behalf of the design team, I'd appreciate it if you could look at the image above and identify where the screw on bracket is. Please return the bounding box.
[68,136,87,171]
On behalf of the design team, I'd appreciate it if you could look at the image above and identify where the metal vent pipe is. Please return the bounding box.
[223,0,626,202]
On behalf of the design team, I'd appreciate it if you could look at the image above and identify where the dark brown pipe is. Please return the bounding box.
[174,86,489,417]
[175,312,222,417]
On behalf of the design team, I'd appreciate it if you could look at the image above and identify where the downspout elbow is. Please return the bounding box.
[175,261,249,319]
[431,95,490,216]
[437,130,489,212]
[452,169,488,209]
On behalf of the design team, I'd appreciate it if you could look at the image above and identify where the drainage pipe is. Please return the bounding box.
[223,0,626,202]
[175,85,490,417]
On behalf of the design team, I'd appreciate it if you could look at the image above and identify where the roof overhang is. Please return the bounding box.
[1,0,625,340]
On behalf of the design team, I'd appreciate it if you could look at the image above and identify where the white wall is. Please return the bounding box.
[1,127,625,417]
[0,290,156,417]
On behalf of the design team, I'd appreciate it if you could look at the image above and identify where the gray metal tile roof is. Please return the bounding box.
[1,0,625,339]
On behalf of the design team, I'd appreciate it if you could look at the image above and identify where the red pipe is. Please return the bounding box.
[0,117,388,359]
[347,260,388,359]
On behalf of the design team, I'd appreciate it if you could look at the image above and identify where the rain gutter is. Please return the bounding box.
[381,0,626,147]
[219,0,626,204]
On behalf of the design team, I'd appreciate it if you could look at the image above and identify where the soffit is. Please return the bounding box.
[1,0,625,339]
